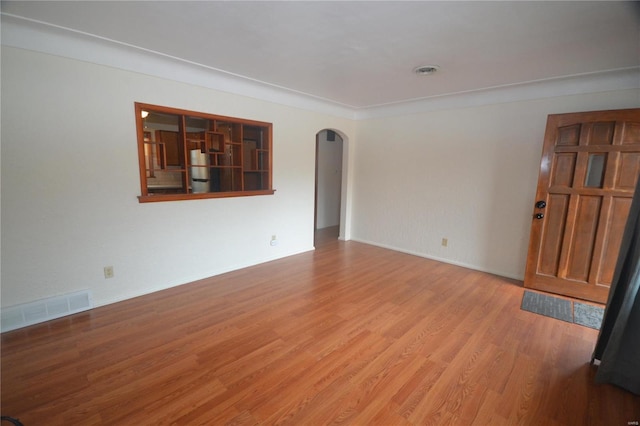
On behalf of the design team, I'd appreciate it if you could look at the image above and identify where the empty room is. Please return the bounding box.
[1,1,639,424]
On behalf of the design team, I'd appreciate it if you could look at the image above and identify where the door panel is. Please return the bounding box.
[538,194,569,276]
[617,153,640,188]
[621,122,640,144]
[588,121,615,145]
[524,108,640,303]
[566,195,600,282]
[551,153,576,187]
[558,124,581,146]
[597,197,632,285]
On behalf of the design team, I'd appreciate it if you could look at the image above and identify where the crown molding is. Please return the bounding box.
[0,13,357,120]
[3,13,638,122]
[354,67,640,120]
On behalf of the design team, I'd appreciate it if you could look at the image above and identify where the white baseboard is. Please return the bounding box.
[350,237,523,281]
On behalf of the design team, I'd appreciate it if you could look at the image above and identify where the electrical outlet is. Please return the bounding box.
[270,235,278,246]
[104,266,114,279]
[441,238,448,247]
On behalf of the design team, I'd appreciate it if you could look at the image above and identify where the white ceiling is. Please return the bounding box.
[2,1,639,109]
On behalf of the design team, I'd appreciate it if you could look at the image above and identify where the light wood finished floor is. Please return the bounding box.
[2,233,639,425]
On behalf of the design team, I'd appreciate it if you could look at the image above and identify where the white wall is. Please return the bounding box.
[0,47,354,308]
[351,90,640,279]
[316,130,343,229]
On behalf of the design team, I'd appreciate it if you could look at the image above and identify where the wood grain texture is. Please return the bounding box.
[2,231,639,425]
[525,108,640,303]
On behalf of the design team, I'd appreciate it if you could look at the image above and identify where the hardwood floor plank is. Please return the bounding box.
[368,401,414,426]
[2,238,639,425]
[261,333,395,424]
[349,354,428,425]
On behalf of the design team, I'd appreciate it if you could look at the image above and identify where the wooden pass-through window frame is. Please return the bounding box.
[135,103,274,203]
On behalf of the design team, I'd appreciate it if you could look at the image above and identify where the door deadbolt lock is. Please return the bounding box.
[535,213,545,219]
[535,200,547,209]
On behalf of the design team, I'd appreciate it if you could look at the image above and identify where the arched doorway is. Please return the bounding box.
[315,129,344,246]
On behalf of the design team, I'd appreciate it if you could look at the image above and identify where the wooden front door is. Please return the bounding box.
[524,109,640,303]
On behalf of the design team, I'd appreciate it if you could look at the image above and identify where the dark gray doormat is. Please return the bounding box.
[521,291,573,322]
[573,302,604,329]
[521,290,604,330]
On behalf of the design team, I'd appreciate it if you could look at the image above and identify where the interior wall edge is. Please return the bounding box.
[350,238,523,282]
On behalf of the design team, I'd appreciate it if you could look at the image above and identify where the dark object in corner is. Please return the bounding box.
[592,177,640,396]
[1,416,25,426]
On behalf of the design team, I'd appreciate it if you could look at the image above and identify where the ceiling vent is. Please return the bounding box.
[414,65,440,75]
